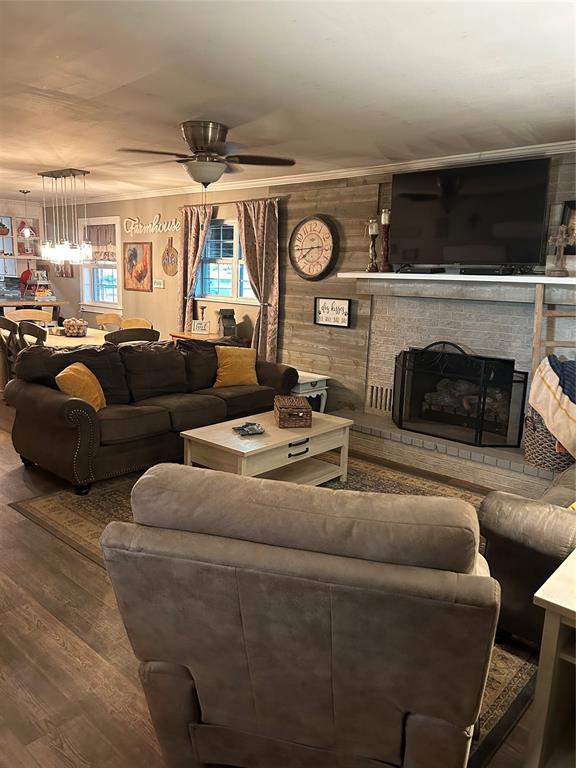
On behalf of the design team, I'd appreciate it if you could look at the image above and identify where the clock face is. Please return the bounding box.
[289,216,337,280]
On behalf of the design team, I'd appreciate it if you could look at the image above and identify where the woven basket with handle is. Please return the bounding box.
[523,406,575,472]
[274,395,312,429]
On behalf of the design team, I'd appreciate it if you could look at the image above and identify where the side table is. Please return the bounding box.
[525,548,576,768]
[292,371,329,412]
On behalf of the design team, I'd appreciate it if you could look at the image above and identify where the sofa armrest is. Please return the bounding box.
[478,491,576,560]
[256,360,298,395]
[4,378,97,427]
[4,378,99,486]
[139,662,203,768]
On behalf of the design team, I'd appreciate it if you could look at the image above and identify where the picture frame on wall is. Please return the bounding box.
[123,242,152,292]
[561,200,575,255]
[314,297,351,328]
[55,261,74,278]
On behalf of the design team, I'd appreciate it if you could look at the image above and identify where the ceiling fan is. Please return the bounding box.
[119,120,295,187]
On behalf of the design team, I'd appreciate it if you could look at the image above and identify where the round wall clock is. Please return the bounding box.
[288,215,338,280]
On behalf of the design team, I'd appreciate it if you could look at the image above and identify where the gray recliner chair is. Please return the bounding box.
[478,464,576,645]
[102,463,500,768]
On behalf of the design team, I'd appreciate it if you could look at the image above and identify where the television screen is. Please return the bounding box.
[389,158,550,267]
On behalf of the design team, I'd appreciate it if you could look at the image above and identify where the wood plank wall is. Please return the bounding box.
[274,177,386,411]
[272,153,573,412]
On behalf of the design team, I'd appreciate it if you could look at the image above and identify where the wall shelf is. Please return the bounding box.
[337,272,576,286]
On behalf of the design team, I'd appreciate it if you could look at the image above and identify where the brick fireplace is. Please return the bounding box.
[365,294,534,416]
[333,274,575,495]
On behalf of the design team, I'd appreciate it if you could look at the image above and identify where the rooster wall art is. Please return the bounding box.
[123,242,153,292]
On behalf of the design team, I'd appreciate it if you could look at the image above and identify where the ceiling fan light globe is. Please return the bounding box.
[182,159,227,186]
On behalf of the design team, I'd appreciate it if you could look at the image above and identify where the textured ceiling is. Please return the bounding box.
[0,1,574,201]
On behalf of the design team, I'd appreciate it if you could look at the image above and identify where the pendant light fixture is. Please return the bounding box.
[38,168,92,264]
[18,190,33,238]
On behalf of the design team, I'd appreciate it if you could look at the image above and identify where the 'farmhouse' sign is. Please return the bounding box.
[123,214,181,237]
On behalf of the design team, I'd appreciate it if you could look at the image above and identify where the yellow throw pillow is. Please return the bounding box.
[55,362,106,412]
[214,346,258,388]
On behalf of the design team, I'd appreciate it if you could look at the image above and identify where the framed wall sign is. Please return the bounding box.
[191,320,210,334]
[314,297,351,328]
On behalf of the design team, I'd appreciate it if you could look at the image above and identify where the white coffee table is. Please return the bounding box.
[181,410,352,486]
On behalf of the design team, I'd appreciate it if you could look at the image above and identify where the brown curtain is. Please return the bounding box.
[236,199,279,361]
[178,205,213,332]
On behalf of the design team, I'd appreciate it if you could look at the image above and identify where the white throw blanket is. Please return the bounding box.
[529,357,576,456]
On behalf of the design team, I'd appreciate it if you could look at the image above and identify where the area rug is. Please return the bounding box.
[10,455,483,566]
[10,457,534,766]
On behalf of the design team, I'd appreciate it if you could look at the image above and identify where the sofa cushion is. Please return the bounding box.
[119,342,187,401]
[134,393,227,431]
[55,362,106,412]
[131,464,481,574]
[194,385,275,418]
[176,337,250,392]
[14,343,130,404]
[97,404,171,445]
[215,346,258,388]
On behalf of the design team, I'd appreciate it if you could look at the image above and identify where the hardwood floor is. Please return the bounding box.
[0,418,531,767]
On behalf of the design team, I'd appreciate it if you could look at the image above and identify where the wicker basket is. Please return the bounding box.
[274,395,312,429]
[523,406,575,473]
[63,318,88,337]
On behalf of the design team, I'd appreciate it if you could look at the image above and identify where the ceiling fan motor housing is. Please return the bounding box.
[180,120,228,152]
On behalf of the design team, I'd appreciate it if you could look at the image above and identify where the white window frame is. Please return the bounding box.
[195,219,257,305]
[79,216,123,310]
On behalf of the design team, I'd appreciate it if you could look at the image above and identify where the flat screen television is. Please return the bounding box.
[389,158,550,270]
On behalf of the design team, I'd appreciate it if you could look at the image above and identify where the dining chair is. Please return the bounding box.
[104,328,160,344]
[121,317,153,329]
[18,320,48,348]
[96,312,123,330]
[5,308,53,326]
[0,317,21,386]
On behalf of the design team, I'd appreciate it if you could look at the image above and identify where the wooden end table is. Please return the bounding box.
[181,410,351,486]
[525,548,576,768]
[291,371,329,412]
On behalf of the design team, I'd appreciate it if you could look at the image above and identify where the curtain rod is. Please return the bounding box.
[178,196,284,211]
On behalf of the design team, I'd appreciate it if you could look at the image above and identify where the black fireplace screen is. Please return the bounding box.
[392,342,528,447]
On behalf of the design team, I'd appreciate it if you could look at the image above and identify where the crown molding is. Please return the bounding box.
[86,140,576,204]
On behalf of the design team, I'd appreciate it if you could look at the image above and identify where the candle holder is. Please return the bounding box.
[379,208,392,272]
[547,224,575,277]
[366,218,379,273]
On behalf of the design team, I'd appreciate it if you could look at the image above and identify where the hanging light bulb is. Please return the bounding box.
[38,169,92,264]
[18,190,32,238]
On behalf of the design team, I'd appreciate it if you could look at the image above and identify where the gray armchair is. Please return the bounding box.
[478,465,576,645]
[102,463,499,768]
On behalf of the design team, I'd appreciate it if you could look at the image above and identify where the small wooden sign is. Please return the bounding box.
[162,237,179,276]
[314,297,351,327]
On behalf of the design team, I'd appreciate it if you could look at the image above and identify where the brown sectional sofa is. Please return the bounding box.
[4,339,298,493]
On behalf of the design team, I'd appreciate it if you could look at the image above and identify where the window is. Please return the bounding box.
[83,266,118,304]
[195,219,256,302]
[79,217,122,308]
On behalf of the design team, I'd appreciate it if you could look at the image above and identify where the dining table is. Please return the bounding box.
[45,328,108,348]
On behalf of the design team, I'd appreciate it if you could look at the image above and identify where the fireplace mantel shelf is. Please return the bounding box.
[337,272,576,286]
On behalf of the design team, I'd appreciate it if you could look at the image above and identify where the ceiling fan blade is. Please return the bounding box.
[225,154,295,166]
[118,148,192,159]
[213,141,244,156]
[224,163,243,174]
